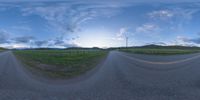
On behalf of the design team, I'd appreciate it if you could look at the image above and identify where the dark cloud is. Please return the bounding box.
[13,36,35,43]
[188,38,200,44]
[179,35,200,44]
[56,41,78,48]
[146,42,167,46]
[0,30,10,44]
[51,37,78,47]
[10,36,79,48]
[53,37,65,45]
[61,43,78,48]
[34,40,48,47]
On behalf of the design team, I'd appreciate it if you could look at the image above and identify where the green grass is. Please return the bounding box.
[120,48,200,55]
[0,47,6,52]
[14,49,108,79]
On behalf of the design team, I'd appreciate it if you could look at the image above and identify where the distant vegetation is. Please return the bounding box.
[0,47,6,52]
[14,49,108,79]
[119,45,200,55]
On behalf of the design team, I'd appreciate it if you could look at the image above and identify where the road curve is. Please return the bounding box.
[1,51,200,100]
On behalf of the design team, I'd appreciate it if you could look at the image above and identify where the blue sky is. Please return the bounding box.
[1,0,200,48]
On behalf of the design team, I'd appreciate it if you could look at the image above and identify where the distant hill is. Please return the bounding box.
[14,47,104,51]
[11,45,200,50]
[117,44,200,50]
[136,45,200,50]
[66,47,103,50]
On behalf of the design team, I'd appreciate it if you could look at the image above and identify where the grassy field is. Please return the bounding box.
[14,49,108,79]
[119,47,200,55]
[0,47,6,52]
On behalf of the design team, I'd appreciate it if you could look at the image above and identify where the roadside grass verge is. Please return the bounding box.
[14,49,108,79]
[119,48,200,55]
[0,47,6,52]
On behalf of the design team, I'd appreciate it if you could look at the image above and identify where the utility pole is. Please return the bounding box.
[126,36,128,48]
[29,40,32,49]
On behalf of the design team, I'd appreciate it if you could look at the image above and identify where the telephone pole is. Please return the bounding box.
[126,36,128,48]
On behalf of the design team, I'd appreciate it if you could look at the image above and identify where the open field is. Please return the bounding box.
[119,46,200,55]
[0,47,6,52]
[14,49,108,79]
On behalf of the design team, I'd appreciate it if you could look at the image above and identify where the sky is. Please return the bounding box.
[1,0,200,48]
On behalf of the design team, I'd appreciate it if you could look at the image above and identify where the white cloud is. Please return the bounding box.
[117,28,126,38]
[169,36,195,46]
[112,27,128,41]
[148,8,199,21]
[11,26,32,32]
[0,28,80,48]
[175,8,199,20]
[1,0,200,3]
[136,23,160,34]
[0,29,10,44]
[176,36,189,41]
[175,35,200,46]
[0,43,28,49]
[21,3,122,35]
[148,10,174,20]
[147,8,199,38]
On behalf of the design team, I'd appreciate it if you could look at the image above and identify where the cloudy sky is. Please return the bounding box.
[1,0,200,48]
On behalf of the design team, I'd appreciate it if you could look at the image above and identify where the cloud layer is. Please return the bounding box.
[20,1,122,35]
[1,1,200,48]
[0,29,11,44]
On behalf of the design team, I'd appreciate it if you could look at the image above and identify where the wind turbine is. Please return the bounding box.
[126,36,128,48]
